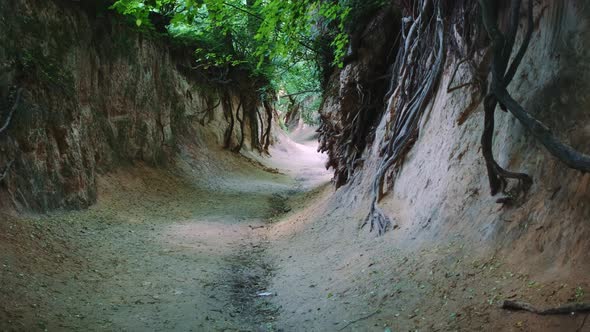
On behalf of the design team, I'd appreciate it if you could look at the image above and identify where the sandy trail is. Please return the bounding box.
[0,129,331,331]
[3,127,589,332]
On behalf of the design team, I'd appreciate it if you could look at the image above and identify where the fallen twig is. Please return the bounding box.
[338,310,381,331]
[502,300,590,315]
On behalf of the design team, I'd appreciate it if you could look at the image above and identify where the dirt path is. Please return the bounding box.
[0,133,331,332]
[3,128,589,332]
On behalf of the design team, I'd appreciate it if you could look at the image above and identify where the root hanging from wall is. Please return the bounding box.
[217,89,272,154]
[316,0,590,236]
[364,0,446,234]
[234,97,246,153]
[477,0,590,204]
[0,88,23,184]
[248,100,261,152]
[222,93,240,150]
[262,100,273,152]
[317,7,400,188]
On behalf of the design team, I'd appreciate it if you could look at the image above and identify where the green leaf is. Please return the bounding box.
[109,0,347,121]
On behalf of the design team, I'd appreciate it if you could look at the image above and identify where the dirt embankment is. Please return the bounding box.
[0,0,262,212]
[267,1,590,331]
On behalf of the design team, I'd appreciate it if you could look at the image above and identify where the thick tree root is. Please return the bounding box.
[478,0,590,201]
[478,0,535,199]
[365,0,445,234]
[494,86,590,172]
[0,88,21,184]
[262,100,273,152]
[218,86,271,154]
[0,88,22,135]
[0,159,14,182]
[233,98,246,153]
[338,310,381,331]
[502,300,590,315]
[222,95,236,148]
[364,204,392,235]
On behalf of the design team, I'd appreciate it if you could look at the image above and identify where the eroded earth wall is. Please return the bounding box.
[0,0,239,211]
[321,1,590,273]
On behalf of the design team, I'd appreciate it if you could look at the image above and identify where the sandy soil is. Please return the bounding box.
[261,130,590,332]
[1,127,589,332]
[0,133,325,332]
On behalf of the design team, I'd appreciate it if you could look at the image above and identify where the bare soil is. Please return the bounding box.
[1,128,589,332]
[0,138,310,331]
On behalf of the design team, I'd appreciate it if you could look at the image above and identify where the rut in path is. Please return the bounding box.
[63,170,295,331]
[0,130,331,332]
[0,166,290,331]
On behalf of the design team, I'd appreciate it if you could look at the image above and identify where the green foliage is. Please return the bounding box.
[274,61,322,125]
[111,0,176,28]
[339,0,389,31]
[111,0,349,69]
[110,0,354,124]
[319,2,350,68]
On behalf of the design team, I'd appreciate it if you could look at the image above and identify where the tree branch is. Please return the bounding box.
[222,2,263,21]
[494,86,590,171]
[279,89,321,98]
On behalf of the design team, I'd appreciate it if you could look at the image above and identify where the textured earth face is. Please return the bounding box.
[0,0,240,212]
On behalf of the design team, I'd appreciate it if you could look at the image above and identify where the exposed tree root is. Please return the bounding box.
[501,300,590,315]
[317,8,399,188]
[478,0,534,198]
[247,100,262,152]
[223,96,239,149]
[198,96,221,125]
[494,87,590,172]
[479,0,590,201]
[316,0,588,235]
[0,88,22,184]
[225,94,272,154]
[0,88,22,135]
[0,159,14,183]
[203,77,272,155]
[338,310,381,331]
[233,98,246,153]
[447,58,478,93]
[262,99,273,152]
[364,0,445,234]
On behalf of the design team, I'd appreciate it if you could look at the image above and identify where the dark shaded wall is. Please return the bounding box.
[0,0,221,211]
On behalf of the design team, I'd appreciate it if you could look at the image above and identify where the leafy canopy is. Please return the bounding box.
[110,0,350,123]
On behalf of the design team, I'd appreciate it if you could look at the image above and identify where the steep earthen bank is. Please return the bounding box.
[320,0,590,279]
[0,0,257,212]
[266,1,590,331]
